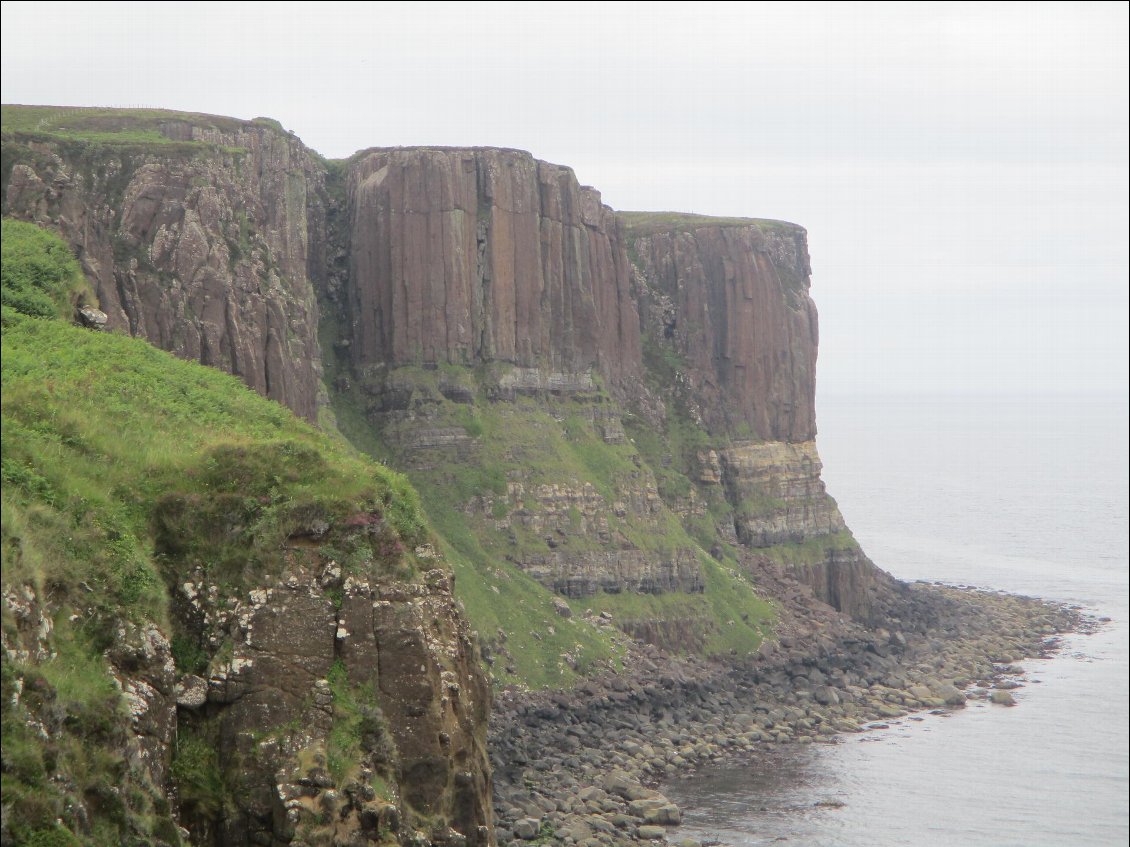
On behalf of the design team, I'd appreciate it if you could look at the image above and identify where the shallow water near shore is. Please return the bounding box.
[667,393,1129,846]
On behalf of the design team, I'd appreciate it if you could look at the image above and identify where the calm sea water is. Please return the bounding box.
[668,393,1130,847]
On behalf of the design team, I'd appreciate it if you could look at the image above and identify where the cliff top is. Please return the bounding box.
[347,144,540,159]
[618,210,804,237]
[0,103,289,148]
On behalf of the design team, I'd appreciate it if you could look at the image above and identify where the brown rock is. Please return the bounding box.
[628,220,816,442]
[344,148,641,389]
[4,118,325,420]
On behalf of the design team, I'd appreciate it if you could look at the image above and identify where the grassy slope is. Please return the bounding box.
[0,222,427,846]
[318,338,628,689]
[1,219,97,318]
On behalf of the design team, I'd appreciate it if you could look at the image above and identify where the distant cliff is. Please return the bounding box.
[624,214,817,442]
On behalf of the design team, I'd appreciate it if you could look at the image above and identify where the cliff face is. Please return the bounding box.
[628,220,817,442]
[167,550,492,846]
[343,148,640,388]
[622,215,891,622]
[2,115,325,420]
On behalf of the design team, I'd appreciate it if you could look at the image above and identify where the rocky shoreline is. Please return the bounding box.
[487,582,1089,847]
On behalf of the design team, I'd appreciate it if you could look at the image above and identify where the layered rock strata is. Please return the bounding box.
[718,441,845,546]
[358,365,707,603]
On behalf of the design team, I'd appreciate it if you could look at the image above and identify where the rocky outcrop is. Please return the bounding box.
[719,441,845,547]
[343,148,641,388]
[170,556,492,846]
[628,219,817,442]
[3,117,325,420]
[2,546,492,847]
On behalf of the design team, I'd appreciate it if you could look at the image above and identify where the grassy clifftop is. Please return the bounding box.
[617,210,801,236]
[1,104,286,150]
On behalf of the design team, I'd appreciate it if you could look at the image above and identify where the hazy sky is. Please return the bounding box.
[2,1,1127,397]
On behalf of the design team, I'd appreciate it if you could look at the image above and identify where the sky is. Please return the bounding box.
[2,1,1127,397]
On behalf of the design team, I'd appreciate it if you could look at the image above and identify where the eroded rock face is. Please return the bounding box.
[343,148,641,389]
[712,440,891,620]
[630,222,817,442]
[3,122,325,420]
[720,441,846,547]
[519,548,704,598]
[174,556,492,846]
[626,219,894,621]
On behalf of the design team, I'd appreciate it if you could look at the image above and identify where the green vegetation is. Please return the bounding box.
[761,529,860,567]
[618,210,800,237]
[1,222,429,843]
[1,104,269,150]
[170,728,226,819]
[2,310,426,620]
[1,219,95,319]
[427,498,625,688]
[570,554,774,655]
[628,333,736,527]
[317,336,633,688]
[324,659,397,791]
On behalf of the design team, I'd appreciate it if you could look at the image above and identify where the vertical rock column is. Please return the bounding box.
[343,147,641,387]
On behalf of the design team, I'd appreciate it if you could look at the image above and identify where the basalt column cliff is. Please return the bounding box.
[623,214,893,622]
[343,147,640,387]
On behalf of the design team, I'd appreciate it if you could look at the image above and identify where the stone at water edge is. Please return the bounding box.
[990,690,1017,706]
[908,684,934,700]
[933,682,969,707]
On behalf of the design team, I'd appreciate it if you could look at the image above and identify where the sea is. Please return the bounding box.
[666,393,1130,847]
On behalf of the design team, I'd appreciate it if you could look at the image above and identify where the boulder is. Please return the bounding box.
[990,690,1017,706]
